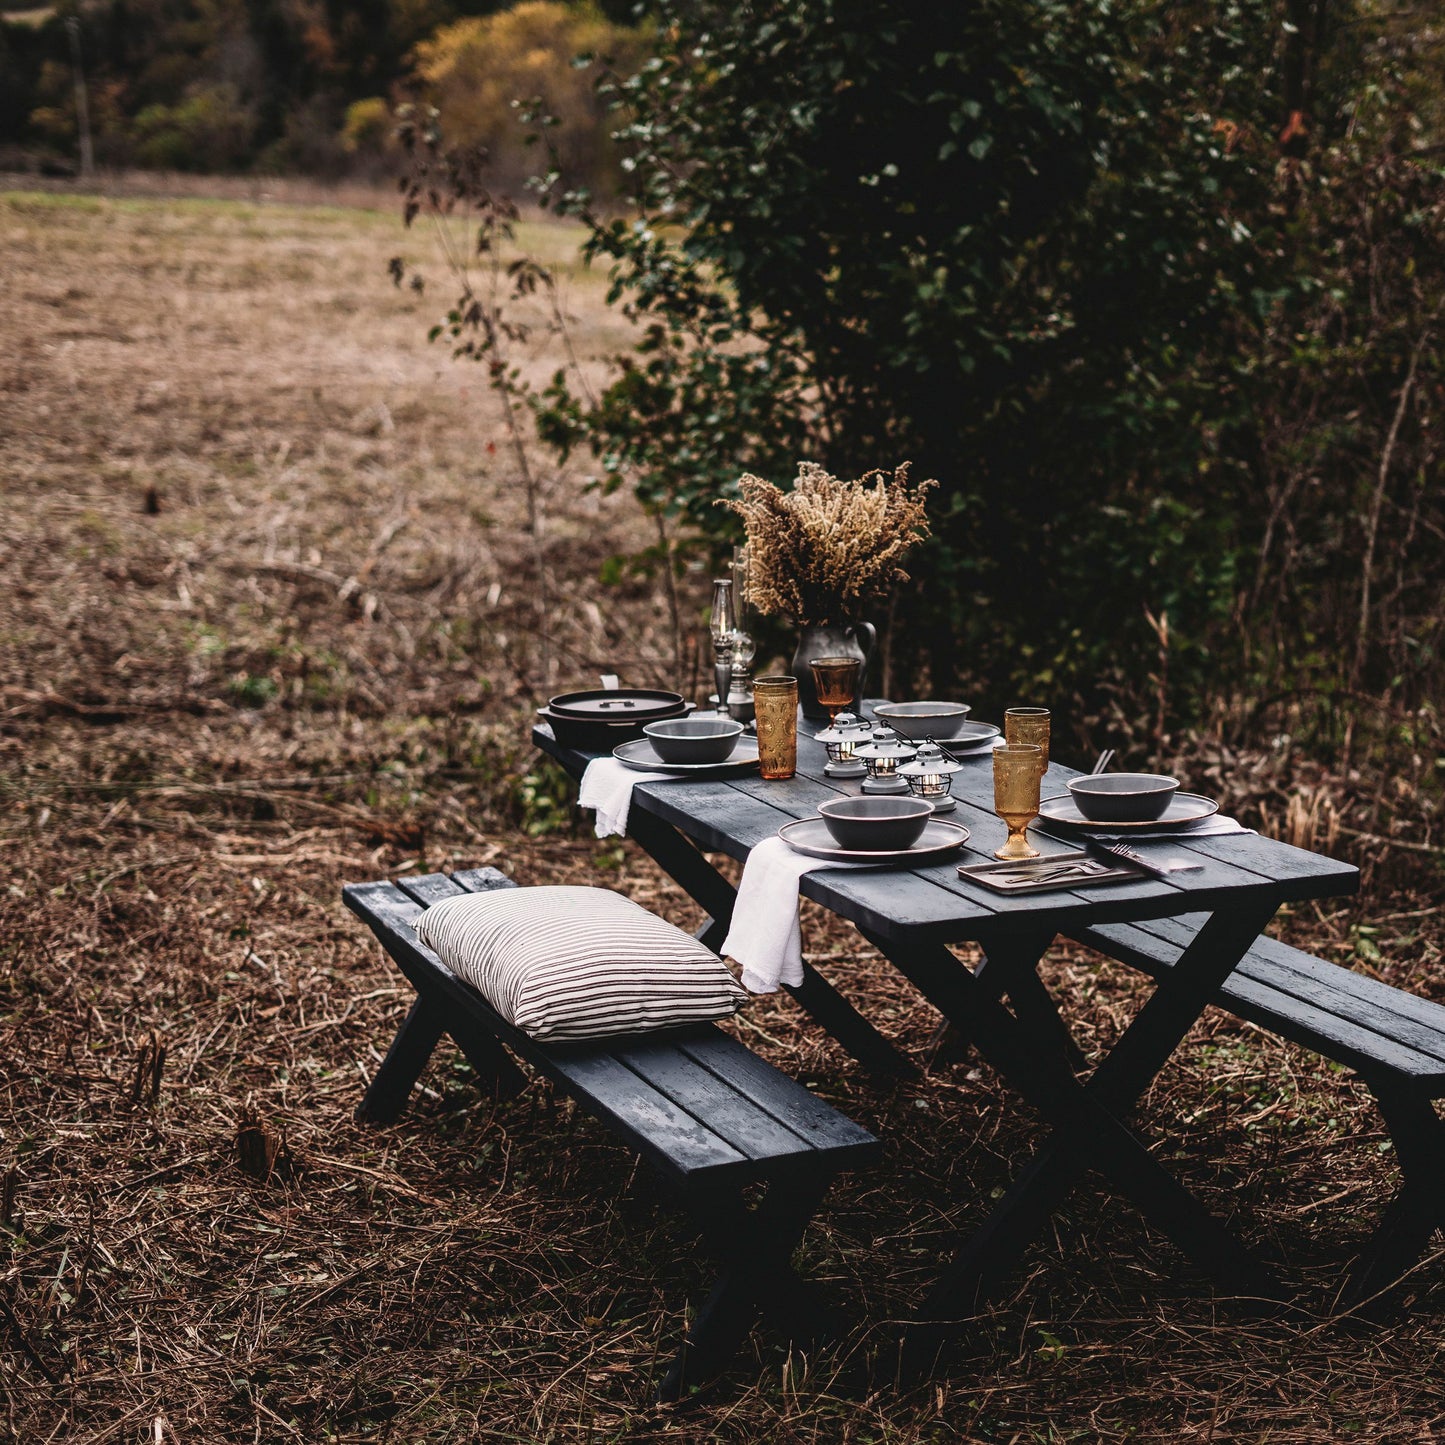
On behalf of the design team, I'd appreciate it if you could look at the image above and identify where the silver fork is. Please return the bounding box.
[1095,840,1203,877]
[1091,748,1115,774]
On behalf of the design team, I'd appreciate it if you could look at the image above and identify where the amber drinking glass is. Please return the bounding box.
[809,655,862,724]
[1004,706,1051,770]
[993,743,1043,859]
[753,675,799,780]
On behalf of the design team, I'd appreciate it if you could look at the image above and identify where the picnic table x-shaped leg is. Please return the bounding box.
[624,805,919,1080]
[859,897,1287,1369]
[661,1172,838,1400]
[1341,1076,1445,1311]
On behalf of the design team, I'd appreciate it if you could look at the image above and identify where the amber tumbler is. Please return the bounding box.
[993,743,1043,859]
[1004,706,1051,770]
[753,675,799,781]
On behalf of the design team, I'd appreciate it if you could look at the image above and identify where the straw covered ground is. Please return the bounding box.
[2,181,1444,1443]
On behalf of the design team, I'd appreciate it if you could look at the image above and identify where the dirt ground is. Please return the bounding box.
[2,179,1444,1443]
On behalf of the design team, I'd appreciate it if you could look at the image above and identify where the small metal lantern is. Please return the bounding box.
[898,740,964,813]
[814,710,871,779]
[855,725,919,795]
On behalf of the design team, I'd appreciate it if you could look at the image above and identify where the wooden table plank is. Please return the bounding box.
[728,764,1281,922]
[647,722,1312,924]
[828,698,1347,885]
[539,706,1356,901]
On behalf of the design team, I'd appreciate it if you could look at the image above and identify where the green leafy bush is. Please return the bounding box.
[525,0,1444,749]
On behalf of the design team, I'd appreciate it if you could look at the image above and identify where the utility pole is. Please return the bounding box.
[67,15,95,180]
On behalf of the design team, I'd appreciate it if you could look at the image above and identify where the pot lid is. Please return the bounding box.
[547,689,688,721]
[536,703,694,733]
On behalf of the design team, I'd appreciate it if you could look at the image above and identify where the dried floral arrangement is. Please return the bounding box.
[724,461,936,625]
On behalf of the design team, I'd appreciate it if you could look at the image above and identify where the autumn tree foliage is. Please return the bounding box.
[1,0,640,189]
[412,4,642,191]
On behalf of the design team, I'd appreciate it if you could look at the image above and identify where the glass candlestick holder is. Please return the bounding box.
[709,577,736,720]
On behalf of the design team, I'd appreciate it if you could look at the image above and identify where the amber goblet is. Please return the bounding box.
[993,743,1043,859]
[1004,706,1051,770]
[809,655,862,725]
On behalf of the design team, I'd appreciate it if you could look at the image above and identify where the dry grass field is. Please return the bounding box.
[2,180,1444,1443]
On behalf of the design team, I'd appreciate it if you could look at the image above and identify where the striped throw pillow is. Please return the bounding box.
[413,885,747,1042]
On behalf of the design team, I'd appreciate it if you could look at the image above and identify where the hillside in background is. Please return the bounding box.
[0,0,644,187]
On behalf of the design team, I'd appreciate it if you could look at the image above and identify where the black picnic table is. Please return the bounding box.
[533,704,1361,1349]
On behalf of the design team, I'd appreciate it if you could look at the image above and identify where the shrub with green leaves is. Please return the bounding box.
[530,0,1444,746]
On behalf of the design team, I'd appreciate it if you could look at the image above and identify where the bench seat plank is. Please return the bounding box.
[1075,910,1445,1305]
[1078,921,1445,1086]
[543,1047,751,1177]
[611,1038,818,1161]
[1120,912,1445,1046]
[440,868,880,1165]
[396,871,487,907]
[676,1031,879,1157]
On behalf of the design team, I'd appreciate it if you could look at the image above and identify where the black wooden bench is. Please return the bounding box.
[342,866,880,1398]
[1074,912,1445,1307]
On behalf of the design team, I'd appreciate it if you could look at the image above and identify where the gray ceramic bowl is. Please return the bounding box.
[1066,772,1180,822]
[817,795,933,851]
[872,700,973,741]
[643,716,744,764]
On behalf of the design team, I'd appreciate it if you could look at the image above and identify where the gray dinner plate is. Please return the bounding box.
[612,737,760,776]
[1036,791,1220,831]
[889,720,1000,753]
[935,721,1002,748]
[778,817,971,865]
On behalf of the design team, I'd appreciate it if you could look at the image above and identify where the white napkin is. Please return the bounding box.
[578,756,668,838]
[721,835,870,995]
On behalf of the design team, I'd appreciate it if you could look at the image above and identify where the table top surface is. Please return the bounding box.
[533,708,1359,947]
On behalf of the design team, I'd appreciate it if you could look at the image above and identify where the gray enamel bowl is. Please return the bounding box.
[1066,772,1180,822]
[642,716,745,764]
[817,795,933,851]
[872,700,973,741]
